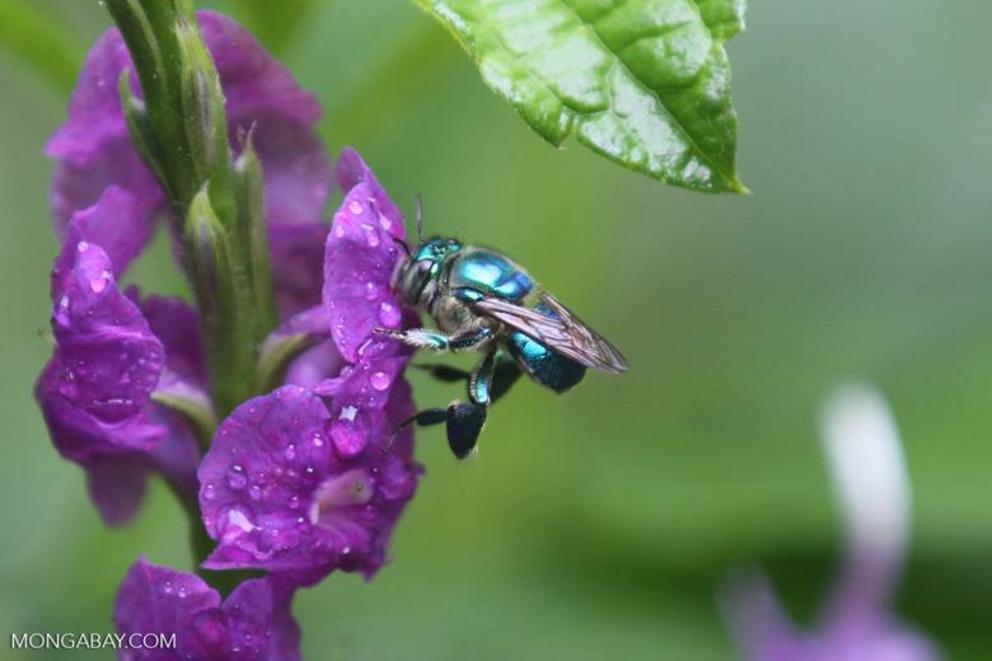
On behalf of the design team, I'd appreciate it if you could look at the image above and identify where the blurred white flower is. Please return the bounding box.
[720,383,941,661]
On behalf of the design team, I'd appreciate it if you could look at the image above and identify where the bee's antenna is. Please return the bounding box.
[391,235,411,256]
[415,194,425,244]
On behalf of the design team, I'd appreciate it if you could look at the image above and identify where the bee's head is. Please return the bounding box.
[392,236,462,305]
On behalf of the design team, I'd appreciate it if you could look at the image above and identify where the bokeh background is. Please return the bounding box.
[2,0,991,658]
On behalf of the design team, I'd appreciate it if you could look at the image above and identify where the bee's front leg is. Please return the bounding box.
[373,327,492,352]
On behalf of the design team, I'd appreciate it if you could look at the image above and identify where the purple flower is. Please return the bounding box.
[720,385,942,661]
[114,557,300,660]
[46,10,331,318]
[198,151,421,583]
[36,192,202,525]
[38,9,337,526]
[323,148,409,362]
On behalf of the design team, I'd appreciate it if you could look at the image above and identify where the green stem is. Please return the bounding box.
[106,0,274,419]
[163,476,212,574]
[104,0,280,592]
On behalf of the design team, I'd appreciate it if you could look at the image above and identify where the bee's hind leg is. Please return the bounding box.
[396,403,486,460]
[399,350,499,459]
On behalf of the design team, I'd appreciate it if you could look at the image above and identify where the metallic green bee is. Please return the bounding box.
[376,205,628,459]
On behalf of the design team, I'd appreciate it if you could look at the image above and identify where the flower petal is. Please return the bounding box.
[336,148,405,238]
[223,576,301,661]
[85,456,152,527]
[139,294,207,386]
[37,245,203,526]
[114,558,301,660]
[115,558,220,642]
[199,384,420,582]
[44,20,162,239]
[51,242,164,423]
[51,187,151,293]
[269,223,329,319]
[323,153,410,363]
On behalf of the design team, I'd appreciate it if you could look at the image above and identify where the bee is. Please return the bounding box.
[376,202,628,459]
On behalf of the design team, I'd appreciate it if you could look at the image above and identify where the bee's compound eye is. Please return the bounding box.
[402,259,435,302]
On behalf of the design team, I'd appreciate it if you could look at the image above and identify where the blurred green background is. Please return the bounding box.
[2,0,991,659]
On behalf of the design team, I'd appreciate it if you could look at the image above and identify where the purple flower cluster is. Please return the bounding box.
[37,11,421,658]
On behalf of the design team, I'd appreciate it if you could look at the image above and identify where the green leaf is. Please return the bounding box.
[414,0,747,193]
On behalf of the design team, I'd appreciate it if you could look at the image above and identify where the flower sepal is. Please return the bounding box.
[185,186,257,416]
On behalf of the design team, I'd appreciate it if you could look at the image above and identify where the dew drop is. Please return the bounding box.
[89,270,111,293]
[377,302,401,327]
[203,483,216,500]
[365,282,379,301]
[249,485,262,501]
[312,432,325,447]
[227,464,247,490]
[178,586,188,599]
[370,371,391,391]
[335,224,345,238]
[163,581,173,594]
[348,199,364,215]
[378,214,392,230]
[77,241,90,253]
[284,444,296,461]
[289,495,300,509]
[363,225,380,247]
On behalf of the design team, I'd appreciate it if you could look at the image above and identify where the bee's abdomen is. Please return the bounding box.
[506,330,586,393]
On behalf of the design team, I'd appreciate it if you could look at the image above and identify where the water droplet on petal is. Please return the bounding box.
[227,464,247,490]
[378,214,392,230]
[163,581,173,594]
[377,302,401,328]
[77,241,90,253]
[203,483,216,500]
[365,282,379,301]
[284,444,296,461]
[312,432,325,447]
[249,485,262,501]
[348,199,364,215]
[178,586,188,599]
[362,224,380,247]
[335,224,345,238]
[89,270,111,293]
[289,496,300,509]
[370,371,391,391]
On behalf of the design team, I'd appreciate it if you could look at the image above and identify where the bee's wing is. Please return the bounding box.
[474,292,629,374]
